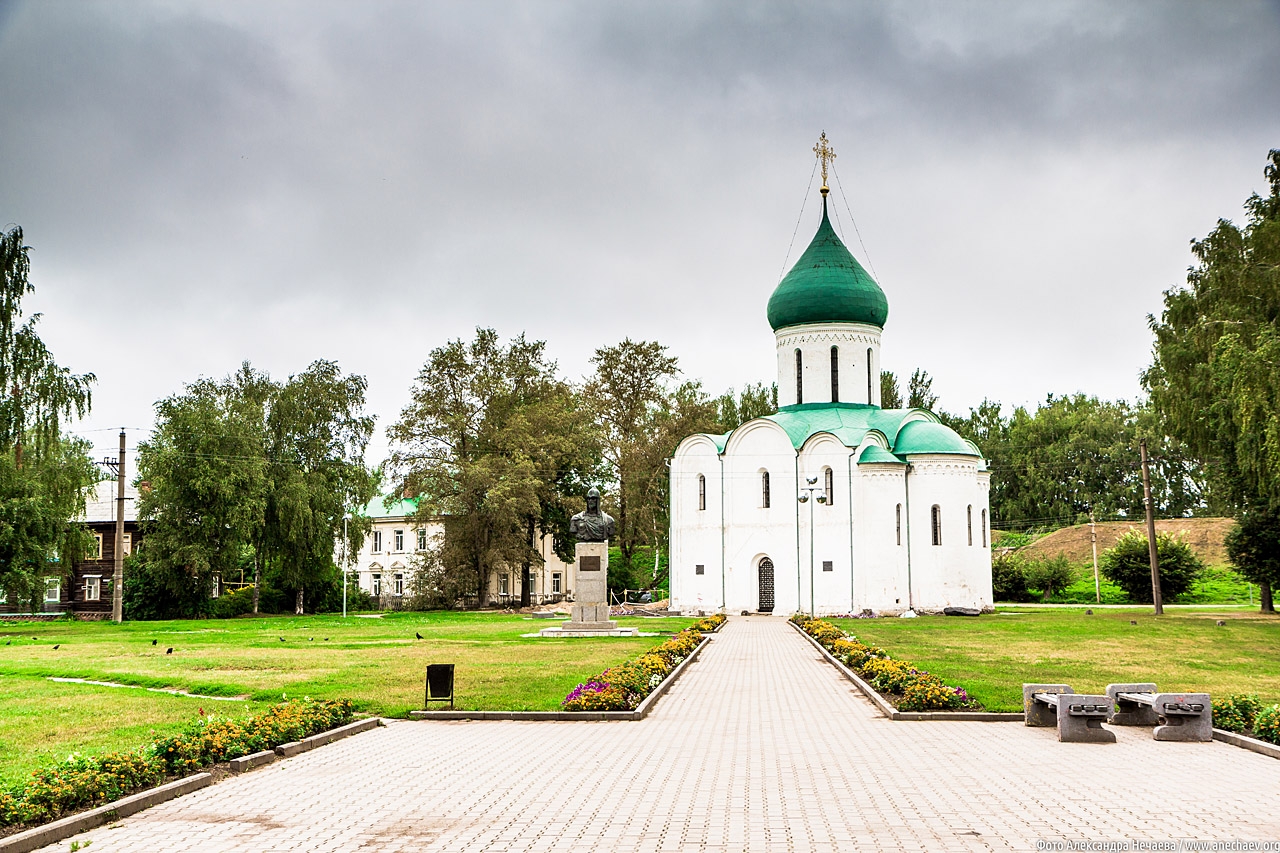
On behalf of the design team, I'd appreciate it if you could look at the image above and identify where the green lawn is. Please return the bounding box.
[0,611,692,784]
[833,606,1280,713]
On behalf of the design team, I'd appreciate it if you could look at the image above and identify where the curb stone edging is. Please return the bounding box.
[0,716,386,853]
[789,620,1023,722]
[410,634,712,722]
[1213,728,1280,760]
[0,774,212,853]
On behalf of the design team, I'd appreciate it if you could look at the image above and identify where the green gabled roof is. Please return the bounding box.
[358,494,419,519]
[767,198,889,331]
[858,445,905,465]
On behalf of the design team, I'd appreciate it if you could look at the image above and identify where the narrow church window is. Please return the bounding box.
[867,347,873,403]
[896,504,902,545]
[967,505,973,545]
[822,560,833,572]
[981,509,988,547]
[698,474,706,511]
[830,346,839,402]
[823,467,833,506]
[761,471,771,508]
[931,505,942,546]
[795,349,803,404]
[695,564,705,575]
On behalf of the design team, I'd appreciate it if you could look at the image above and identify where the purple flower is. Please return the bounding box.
[563,680,611,705]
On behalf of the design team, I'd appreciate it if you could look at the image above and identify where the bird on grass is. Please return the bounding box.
[308,637,313,642]
[415,632,423,640]
[166,647,174,654]
[151,639,157,646]
[52,644,60,650]
[323,637,329,642]
[279,637,286,642]
[32,637,37,641]
[4,640,10,646]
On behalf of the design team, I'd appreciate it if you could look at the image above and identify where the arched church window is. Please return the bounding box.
[931,505,942,546]
[895,504,902,545]
[761,471,771,508]
[867,347,873,403]
[795,349,803,405]
[981,509,988,547]
[823,467,834,506]
[830,346,839,403]
[967,505,973,546]
[698,474,706,511]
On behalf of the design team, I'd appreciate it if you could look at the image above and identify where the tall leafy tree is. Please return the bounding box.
[387,328,595,605]
[0,226,97,609]
[714,382,777,430]
[907,368,938,410]
[1145,149,1280,611]
[880,370,902,408]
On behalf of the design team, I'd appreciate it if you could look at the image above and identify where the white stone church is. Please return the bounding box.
[669,177,993,617]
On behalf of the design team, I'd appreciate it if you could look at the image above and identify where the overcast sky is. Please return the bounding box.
[2,0,1278,466]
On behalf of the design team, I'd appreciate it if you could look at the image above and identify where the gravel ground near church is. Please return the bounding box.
[32,616,1280,852]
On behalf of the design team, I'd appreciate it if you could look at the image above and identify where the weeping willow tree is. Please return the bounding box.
[0,226,98,610]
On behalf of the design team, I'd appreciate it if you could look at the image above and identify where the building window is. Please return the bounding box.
[698,474,706,511]
[417,528,427,551]
[121,533,132,556]
[931,505,942,546]
[393,529,404,552]
[695,564,705,575]
[823,467,834,507]
[761,471,771,508]
[552,572,562,593]
[394,573,405,596]
[372,530,382,552]
[44,577,61,603]
[822,560,833,572]
[967,505,974,546]
[866,347,874,403]
[372,574,382,596]
[500,574,509,595]
[830,346,839,402]
[982,509,988,548]
[896,504,902,546]
[84,576,101,602]
[795,349,803,405]
[90,533,103,560]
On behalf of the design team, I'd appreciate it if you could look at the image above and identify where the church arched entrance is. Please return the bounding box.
[758,558,775,613]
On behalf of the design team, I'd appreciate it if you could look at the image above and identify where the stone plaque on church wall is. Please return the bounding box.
[580,555,601,572]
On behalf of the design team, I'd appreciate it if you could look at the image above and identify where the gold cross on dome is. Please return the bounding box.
[813,131,836,190]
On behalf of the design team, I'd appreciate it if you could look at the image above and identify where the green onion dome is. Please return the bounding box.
[767,198,888,331]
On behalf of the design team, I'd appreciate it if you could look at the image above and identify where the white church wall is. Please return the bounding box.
[774,323,883,406]
[722,421,800,614]
[798,436,855,615]
[670,436,725,613]
[854,462,911,613]
[903,455,993,612]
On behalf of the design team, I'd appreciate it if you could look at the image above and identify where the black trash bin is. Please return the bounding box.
[425,663,455,709]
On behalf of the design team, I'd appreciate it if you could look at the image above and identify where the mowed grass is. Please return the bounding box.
[0,611,693,784]
[832,607,1280,713]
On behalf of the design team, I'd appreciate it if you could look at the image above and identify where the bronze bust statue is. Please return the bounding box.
[569,487,616,542]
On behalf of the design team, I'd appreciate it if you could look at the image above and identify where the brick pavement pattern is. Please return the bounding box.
[37,616,1280,852]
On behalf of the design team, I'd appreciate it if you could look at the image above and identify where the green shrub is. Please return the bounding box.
[211,585,256,618]
[1024,554,1076,601]
[1100,530,1204,603]
[1212,694,1262,734]
[991,552,1032,602]
[1254,704,1280,745]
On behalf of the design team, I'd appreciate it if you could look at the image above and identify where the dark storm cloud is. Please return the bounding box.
[0,0,1278,460]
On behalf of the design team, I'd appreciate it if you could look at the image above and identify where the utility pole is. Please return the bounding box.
[112,429,126,623]
[1139,439,1163,616]
[1090,512,1100,605]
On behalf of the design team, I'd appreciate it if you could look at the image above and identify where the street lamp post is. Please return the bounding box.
[797,476,827,617]
[342,514,350,619]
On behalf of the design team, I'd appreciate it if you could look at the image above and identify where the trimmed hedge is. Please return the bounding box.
[1212,693,1280,745]
[562,614,725,711]
[0,698,355,828]
[791,614,976,711]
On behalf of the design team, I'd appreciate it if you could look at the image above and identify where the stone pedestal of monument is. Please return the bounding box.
[540,541,638,637]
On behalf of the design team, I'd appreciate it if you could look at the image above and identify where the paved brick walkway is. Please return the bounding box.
[36,617,1280,852]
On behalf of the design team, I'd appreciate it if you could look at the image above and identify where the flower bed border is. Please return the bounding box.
[788,620,1022,722]
[1211,728,1280,760]
[409,632,712,721]
[0,715,383,852]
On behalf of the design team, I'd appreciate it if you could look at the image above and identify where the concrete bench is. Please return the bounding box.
[1104,683,1212,742]
[1023,684,1116,743]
